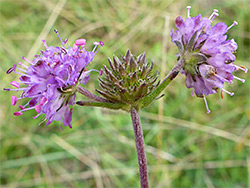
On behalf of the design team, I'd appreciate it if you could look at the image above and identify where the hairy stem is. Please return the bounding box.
[76,100,125,110]
[141,58,184,108]
[131,107,149,188]
[77,86,108,102]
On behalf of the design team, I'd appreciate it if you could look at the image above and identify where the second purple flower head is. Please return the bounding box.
[170,6,247,113]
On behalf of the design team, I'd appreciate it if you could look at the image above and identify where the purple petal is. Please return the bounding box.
[175,16,185,29]
[185,73,193,88]
[210,22,228,36]
[26,84,45,96]
[63,108,73,127]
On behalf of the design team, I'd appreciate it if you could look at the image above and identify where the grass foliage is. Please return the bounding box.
[0,0,249,187]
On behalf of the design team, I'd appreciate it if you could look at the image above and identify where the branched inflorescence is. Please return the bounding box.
[4,6,248,130]
[4,7,248,188]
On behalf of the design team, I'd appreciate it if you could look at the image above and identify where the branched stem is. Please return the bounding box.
[131,107,149,188]
[141,58,184,108]
[77,86,108,102]
[76,100,125,110]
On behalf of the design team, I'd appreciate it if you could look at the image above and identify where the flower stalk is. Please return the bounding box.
[131,107,149,188]
[140,58,184,108]
[76,100,125,110]
[77,86,108,102]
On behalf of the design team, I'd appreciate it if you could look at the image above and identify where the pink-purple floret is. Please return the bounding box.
[170,13,246,98]
[5,32,104,129]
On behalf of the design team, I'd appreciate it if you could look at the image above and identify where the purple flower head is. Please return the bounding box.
[171,6,247,113]
[4,30,104,129]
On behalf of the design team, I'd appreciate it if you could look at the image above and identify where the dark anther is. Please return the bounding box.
[61,48,67,54]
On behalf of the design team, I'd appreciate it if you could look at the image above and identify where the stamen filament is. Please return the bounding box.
[17,67,27,73]
[234,64,248,73]
[14,71,30,77]
[221,88,234,96]
[42,40,48,49]
[187,6,191,18]
[33,112,42,119]
[209,9,218,20]
[94,46,101,55]
[227,21,238,31]
[19,106,35,112]
[20,101,29,108]
[210,13,219,22]
[19,105,25,110]
[59,121,64,131]
[4,88,27,91]
[22,56,33,65]
[203,95,211,114]
[17,81,32,84]
[64,38,70,48]
[18,62,28,68]
[92,45,97,53]
[233,75,245,83]
[214,74,229,83]
[54,29,65,48]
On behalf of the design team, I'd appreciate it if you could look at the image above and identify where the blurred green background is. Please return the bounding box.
[0,0,249,187]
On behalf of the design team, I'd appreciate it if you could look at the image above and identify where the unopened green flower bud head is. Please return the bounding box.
[97,50,159,111]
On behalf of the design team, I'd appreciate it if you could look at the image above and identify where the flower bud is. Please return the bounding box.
[97,50,159,107]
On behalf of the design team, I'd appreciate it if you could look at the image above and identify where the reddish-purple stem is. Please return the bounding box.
[131,107,149,188]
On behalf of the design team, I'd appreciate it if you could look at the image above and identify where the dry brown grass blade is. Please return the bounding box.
[109,12,156,53]
[37,0,83,26]
[237,125,250,148]
[141,112,250,147]
[2,159,246,188]
[156,14,171,188]
[248,157,250,188]
[157,14,170,158]
[26,0,67,60]
[51,134,104,188]
[203,171,215,188]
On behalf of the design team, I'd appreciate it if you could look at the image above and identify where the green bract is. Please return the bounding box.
[97,50,159,111]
